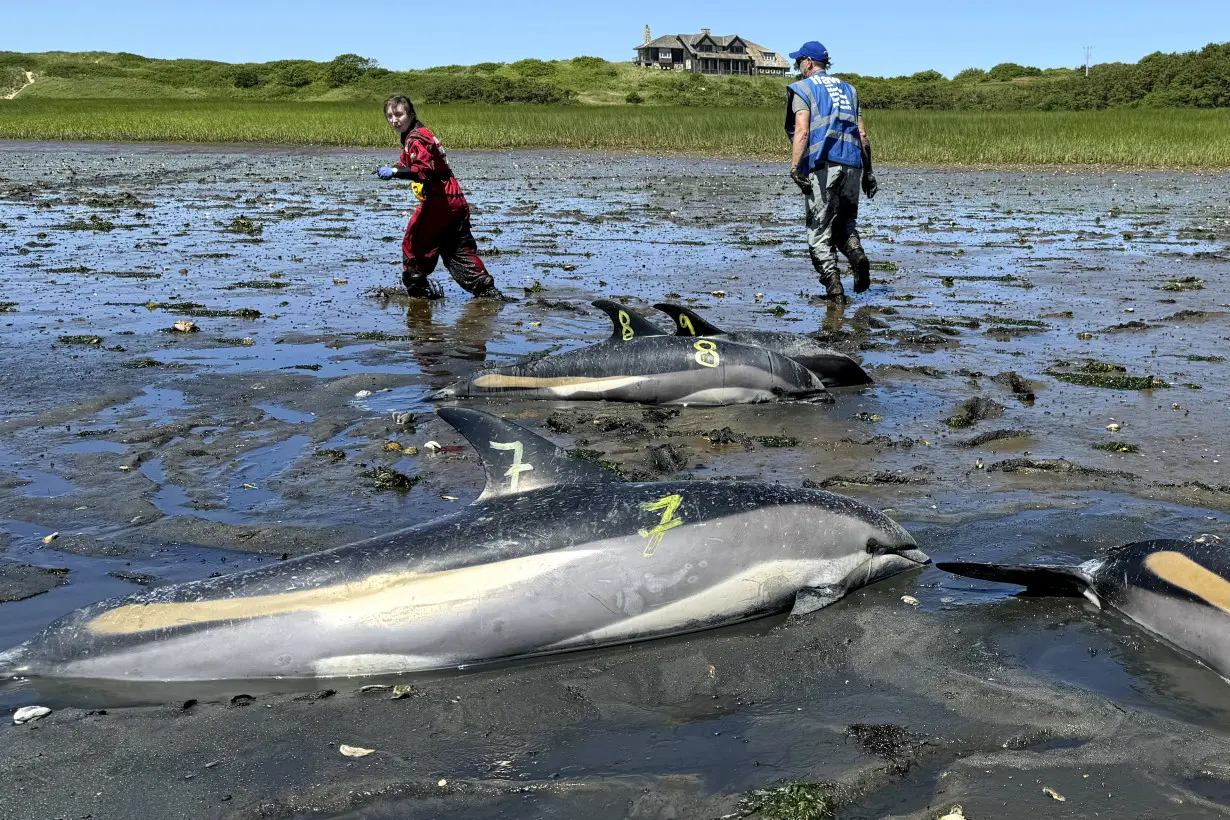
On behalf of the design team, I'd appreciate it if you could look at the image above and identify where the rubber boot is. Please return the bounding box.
[404,276,444,300]
[472,285,517,303]
[817,266,846,302]
[844,239,871,293]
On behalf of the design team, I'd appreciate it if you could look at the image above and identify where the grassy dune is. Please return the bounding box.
[2,100,1229,168]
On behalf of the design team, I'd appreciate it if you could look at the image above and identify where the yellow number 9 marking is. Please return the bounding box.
[638,494,683,557]
[618,310,635,341]
[678,314,695,335]
[693,339,720,368]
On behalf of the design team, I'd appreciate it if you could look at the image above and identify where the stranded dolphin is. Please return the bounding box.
[433,300,829,405]
[653,303,872,388]
[938,535,1230,681]
[0,408,927,682]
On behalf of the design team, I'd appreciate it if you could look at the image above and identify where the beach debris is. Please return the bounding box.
[391,684,415,700]
[359,684,391,694]
[42,531,59,544]
[355,390,373,399]
[1042,786,1066,802]
[1106,422,1121,432]
[241,483,257,490]
[901,595,920,606]
[438,779,448,787]
[944,396,1005,429]
[171,320,198,333]
[937,807,965,820]
[13,706,51,724]
[711,290,727,298]
[333,278,349,286]
[424,440,442,453]
[391,411,416,425]
[441,494,459,502]
[383,441,403,452]
[339,744,375,758]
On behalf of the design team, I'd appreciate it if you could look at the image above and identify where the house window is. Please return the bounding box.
[761,51,775,60]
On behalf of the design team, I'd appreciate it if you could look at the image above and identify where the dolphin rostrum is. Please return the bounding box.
[433,300,830,405]
[653,302,872,388]
[0,408,927,682]
[938,535,1230,681]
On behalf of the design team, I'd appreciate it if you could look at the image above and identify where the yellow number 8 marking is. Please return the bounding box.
[693,339,720,368]
[638,494,683,557]
[678,314,695,335]
[618,310,635,341]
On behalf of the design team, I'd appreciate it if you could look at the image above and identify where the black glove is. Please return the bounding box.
[860,144,878,200]
[790,167,813,194]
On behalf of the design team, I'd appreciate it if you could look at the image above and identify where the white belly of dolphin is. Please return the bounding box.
[669,387,773,406]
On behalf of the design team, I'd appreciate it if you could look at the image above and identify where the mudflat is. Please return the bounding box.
[0,142,1227,819]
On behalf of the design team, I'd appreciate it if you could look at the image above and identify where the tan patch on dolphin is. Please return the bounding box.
[89,551,596,636]
[472,374,642,390]
[1145,551,1230,614]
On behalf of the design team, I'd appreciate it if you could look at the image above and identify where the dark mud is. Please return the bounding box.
[0,143,1228,819]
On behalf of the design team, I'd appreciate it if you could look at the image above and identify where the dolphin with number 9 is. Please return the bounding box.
[432,300,829,405]
[0,408,927,682]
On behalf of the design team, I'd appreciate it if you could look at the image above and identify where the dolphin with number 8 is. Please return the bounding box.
[432,300,829,405]
[0,408,927,682]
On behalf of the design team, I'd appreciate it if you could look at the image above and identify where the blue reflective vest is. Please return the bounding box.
[785,72,862,173]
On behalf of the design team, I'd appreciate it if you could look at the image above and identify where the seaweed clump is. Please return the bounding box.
[737,782,840,820]
[944,396,1005,429]
[360,467,420,492]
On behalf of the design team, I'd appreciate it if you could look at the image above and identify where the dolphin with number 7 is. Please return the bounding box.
[0,408,927,682]
[432,299,829,405]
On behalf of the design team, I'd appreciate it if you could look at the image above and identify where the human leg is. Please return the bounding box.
[401,207,443,298]
[806,164,845,299]
[440,215,509,300]
[835,168,870,293]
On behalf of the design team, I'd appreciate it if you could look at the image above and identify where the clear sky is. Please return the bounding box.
[4,1,1227,77]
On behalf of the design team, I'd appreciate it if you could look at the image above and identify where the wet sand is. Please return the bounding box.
[0,142,1227,819]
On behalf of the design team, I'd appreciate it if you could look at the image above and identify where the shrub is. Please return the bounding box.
[233,68,262,88]
[277,65,312,87]
[472,62,504,73]
[328,53,377,87]
[988,62,1043,82]
[626,91,644,104]
[953,67,987,82]
[911,70,944,83]
[510,58,555,78]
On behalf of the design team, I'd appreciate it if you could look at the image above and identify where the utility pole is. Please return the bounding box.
[1084,46,1093,77]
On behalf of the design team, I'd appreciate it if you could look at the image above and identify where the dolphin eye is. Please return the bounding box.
[866,537,886,554]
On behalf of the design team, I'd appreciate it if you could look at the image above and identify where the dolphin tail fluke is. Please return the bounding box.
[590,300,669,341]
[822,358,874,387]
[437,408,620,501]
[936,562,1091,597]
[653,303,724,337]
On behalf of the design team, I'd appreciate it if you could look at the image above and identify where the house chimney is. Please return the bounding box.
[644,25,651,45]
[701,28,710,36]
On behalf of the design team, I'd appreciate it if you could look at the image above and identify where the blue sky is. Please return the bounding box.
[4,1,1227,77]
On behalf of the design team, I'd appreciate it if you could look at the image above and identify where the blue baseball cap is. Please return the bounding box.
[788,41,829,63]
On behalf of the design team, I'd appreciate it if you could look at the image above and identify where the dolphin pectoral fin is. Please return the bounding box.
[791,585,843,616]
[591,300,669,341]
[818,358,874,388]
[436,408,620,502]
[935,562,1093,597]
[653,303,725,337]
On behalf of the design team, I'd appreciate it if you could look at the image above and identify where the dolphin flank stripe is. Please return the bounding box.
[471,373,645,390]
[1145,551,1230,614]
[89,551,595,636]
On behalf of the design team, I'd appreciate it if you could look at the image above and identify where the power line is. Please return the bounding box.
[1084,46,1093,77]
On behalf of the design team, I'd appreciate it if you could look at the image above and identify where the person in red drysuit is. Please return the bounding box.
[376,95,509,301]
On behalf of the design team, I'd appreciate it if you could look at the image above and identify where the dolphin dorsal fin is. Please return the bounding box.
[653,303,725,337]
[591,300,668,342]
[437,407,620,502]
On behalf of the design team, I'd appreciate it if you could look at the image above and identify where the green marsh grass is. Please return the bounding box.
[2,100,1229,168]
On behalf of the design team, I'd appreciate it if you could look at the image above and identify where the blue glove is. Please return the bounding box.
[375,166,395,180]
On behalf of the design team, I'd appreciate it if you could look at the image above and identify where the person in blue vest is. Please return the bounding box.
[785,41,878,302]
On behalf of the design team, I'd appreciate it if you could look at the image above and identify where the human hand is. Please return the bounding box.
[375,166,396,180]
[790,167,813,194]
[862,170,878,200]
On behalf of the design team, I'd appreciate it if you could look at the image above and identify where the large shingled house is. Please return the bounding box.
[634,26,791,76]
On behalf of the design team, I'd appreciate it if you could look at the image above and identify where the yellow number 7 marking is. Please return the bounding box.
[638,494,683,557]
[489,440,534,491]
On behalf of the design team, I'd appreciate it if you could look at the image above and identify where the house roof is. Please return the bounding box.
[636,33,791,67]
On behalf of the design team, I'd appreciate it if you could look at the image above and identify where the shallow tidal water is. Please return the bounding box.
[0,142,1227,819]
